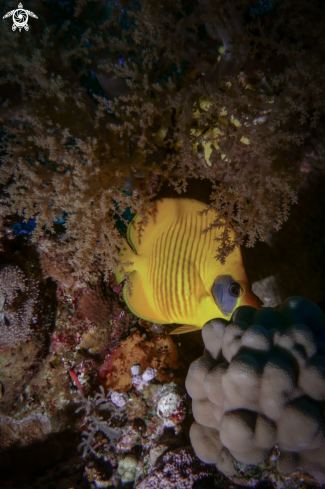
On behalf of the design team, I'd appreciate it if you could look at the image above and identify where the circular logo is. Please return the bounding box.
[13,8,29,31]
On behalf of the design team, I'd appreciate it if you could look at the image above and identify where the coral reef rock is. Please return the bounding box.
[0,413,51,449]
[252,275,283,308]
[185,296,325,484]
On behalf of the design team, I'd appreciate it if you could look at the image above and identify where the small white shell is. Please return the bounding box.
[110,391,128,408]
[131,364,141,376]
[142,367,157,382]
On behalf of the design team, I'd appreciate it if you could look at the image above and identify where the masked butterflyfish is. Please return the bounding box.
[115,198,262,334]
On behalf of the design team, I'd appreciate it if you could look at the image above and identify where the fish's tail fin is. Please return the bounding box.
[115,238,137,285]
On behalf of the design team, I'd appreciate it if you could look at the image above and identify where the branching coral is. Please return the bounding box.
[37,239,80,288]
[75,386,125,458]
[0,0,325,275]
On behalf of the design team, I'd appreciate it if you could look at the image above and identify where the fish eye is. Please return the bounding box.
[228,282,241,298]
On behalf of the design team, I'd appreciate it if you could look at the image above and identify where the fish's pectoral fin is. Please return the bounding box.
[169,324,201,335]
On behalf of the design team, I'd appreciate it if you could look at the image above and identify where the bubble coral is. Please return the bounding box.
[185,297,325,484]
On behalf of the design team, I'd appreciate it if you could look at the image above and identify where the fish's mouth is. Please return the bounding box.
[240,289,263,310]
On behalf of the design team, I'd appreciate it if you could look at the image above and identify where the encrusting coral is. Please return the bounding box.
[186,296,325,484]
[1,0,325,279]
[0,413,51,450]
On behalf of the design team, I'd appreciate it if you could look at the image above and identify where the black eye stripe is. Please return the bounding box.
[212,275,241,315]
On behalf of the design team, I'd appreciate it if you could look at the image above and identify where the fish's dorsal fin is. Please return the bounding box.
[126,199,206,256]
[169,324,201,335]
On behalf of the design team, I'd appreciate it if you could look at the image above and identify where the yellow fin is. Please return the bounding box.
[169,324,201,335]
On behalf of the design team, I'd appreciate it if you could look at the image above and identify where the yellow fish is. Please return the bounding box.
[115,198,262,334]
